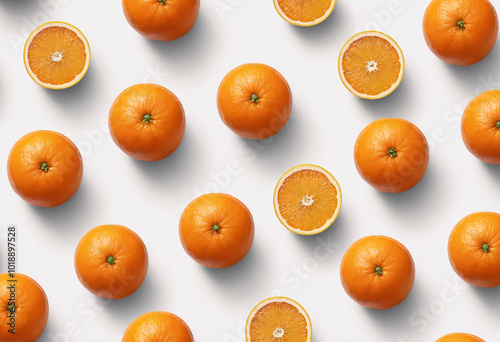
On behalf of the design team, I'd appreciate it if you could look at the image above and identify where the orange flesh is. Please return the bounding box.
[249,302,309,341]
[27,27,87,85]
[276,0,332,22]
[277,170,339,231]
[342,36,401,96]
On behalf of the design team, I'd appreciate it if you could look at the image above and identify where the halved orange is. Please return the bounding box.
[338,31,404,100]
[24,22,91,90]
[273,164,342,235]
[273,0,336,27]
[245,297,312,342]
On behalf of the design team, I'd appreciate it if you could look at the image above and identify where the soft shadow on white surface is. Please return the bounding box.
[37,318,57,342]
[356,74,412,118]
[375,162,438,222]
[201,243,265,296]
[472,286,500,317]
[293,212,347,259]
[144,12,210,66]
[29,180,93,235]
[104,274,160,323]
[472,285,500,315]
[237,110,303,170]
[0,0,38,13]
[441,44,500,101]
[0,71,3,113]
[443,44,500,84]
[290,2,347,43]
[131,129,198,184]
[482,162,500,184]
[362,280,423,336]
[43,65,97,109]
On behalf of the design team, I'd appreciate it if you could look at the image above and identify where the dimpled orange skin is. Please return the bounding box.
[122,0,200,41]
[122,312,194,342]
[217,63,293,140]
[109,84,186,161]
[423,0,498,66]
[436,333,485,342]
[448,212,500,288]
[7,130,83,207]
[75,225,149,299]
[354,118,429,193]
[179,193,255,268]
[340,235,415,310]
[0,273,49,342]
[462,90,500,164]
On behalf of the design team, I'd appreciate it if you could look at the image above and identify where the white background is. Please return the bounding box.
[0,0,499,341]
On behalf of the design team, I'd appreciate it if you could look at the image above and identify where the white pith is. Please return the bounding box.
[52,51,63,62]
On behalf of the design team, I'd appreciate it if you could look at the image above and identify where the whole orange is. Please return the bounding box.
[7,130,83,207]
[340,235,415,310]
[109,84,186,161]
[462,90,500,164]
[423,0,498,65]
[0,273,49,342]
[179,193,255,268]
[122,311,194,342]
[217,63,292,140]
[354,118,429,193]
[122,0,200,41]
[436,333,485,342]
[448,212,500,288]
[75,225,149,299]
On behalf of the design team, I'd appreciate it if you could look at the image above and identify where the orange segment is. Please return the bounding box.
[28,27,86,85]
[246,297,312,342]
[24,22,90,89]
[274,0,336,26]
[273,164,342,235]
[339,31,404,100]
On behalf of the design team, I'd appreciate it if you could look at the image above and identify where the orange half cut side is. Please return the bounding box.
[24,21,91,89]
[246,297,312,342]
[339,31,404,100]
[273,164,342,235]
[273,0,336,26]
